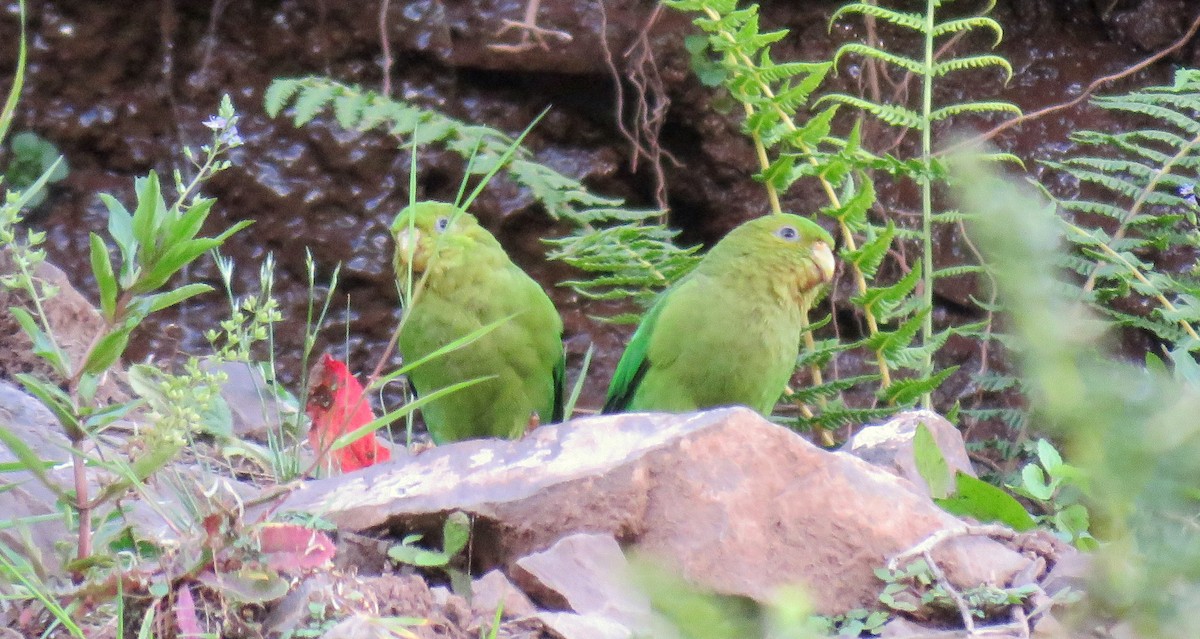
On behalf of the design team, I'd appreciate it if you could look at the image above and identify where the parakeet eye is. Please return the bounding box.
[776,225,799,241]
[435,216,451,232]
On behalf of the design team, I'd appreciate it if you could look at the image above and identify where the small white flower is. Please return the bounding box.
[203,115,227,131]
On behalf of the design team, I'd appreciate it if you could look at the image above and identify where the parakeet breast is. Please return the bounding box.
[632,270,804,414]
[399,256,562,443]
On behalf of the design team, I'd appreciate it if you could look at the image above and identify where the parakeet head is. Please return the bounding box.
[391,201,495,278]
[705,213,836,296]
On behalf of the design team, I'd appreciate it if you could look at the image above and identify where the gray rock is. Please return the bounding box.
[267,408,1031,615]
[471,569,537,621]
[512,533,650,630]
[843,410,975,497]
[0,380,95,573]
[205,359,298,441]
[534,611,635,639]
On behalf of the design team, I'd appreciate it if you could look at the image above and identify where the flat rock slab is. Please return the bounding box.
[267,407,1029,614]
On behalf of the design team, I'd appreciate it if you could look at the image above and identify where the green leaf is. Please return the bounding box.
[0,422,68,500]
[132,238,222,293]
[913,423,952,499]
[292,84,336,126]
[100,193,137,282]
[8,307,69,375]
[130,172,165,264]
[88,233,118,322]
[441,511,471,556]
[936,472,1036,531]
[1018,463,1054,501]
[1035,438,1063,472]
[81,327,132,375]
[14,373,83,441]
[263,78,302,118]
[142,283,214,314]
[166,197,215,246]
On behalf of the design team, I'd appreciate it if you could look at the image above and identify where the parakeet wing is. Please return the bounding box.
[601,290,672,413]
[551,349,565,422]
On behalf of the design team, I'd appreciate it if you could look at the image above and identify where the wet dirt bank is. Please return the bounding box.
[2,0,1196,423]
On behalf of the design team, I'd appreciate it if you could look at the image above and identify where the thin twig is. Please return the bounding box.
[889,523,1018,570]
[921,546,977,634]
[948,11,1200,153]
[379,0,393,96]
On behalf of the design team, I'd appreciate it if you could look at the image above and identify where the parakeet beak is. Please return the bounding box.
[394,227,429,273]
[812,241,835,282]
[394,227,419,260]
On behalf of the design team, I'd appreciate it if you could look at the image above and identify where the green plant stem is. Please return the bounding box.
[0,0,26,144]
[174,141,224,210]
[71,445,91,564]
[701,5,892,391]
[919,0,936,409]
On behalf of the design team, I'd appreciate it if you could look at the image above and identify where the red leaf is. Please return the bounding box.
[256,522,336,572]
[306,354,393,473]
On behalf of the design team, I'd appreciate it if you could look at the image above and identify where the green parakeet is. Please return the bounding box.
[602,214,835,415]
[391,201,564,443]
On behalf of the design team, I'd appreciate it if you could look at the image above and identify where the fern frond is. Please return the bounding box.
[263,79,302,117]
[933,265,984,279]
[932,17,1004,45]
[817,94,921,128]
[932,55,1013,81]
[878,367,957,405]
[832,43,925,76]
[266,77,698,317]
[828,3,924,31]
[930,101,1021,122]
[843,221,895,279]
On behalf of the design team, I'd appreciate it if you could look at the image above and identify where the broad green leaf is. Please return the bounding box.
[936,472,1036,531]
[81,327,132,376]
[167,197,215,246]
[130,172,164,264]
[1035,438,1063,472]
[143,283,214,314]
[132,237,222,293]
[442,512,471,556]
[88,233,118,321]
[388,541,451,568]
[913,423,952,499]
[1018,464,1054,501]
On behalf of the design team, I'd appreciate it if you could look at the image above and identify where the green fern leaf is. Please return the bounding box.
[291,83,336,126]
[932,17,1004,45]
[932,55,1013,81]
[930,101,1021,122]
[843,221,894,279]
[933,264,983,279]
[828,3,924,32]
[878,367,957,406]
[833,43,925,75]
[818,94,921,128]
[263,79,302,118]
[333,92,366,130]
[854,263,922,312]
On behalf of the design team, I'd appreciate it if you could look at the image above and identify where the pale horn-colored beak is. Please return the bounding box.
[394,228,421,263]
[812,241,835,282]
